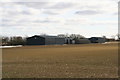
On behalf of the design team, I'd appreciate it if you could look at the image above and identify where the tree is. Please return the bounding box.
[40,33,48,36]
[70,34,85,40]
[2,37,9,46]
[9,36,26,45]
[102,36,106,39]
[58,33,70,38]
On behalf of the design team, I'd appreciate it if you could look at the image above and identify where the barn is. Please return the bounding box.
[75,38,91,44]
[26,35,65,45]
[89,37,106,43]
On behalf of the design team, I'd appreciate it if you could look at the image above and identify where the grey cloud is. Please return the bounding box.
[0,20,58,27]
[16,2,49,9]
[16,2,75,9]
[1,18,59,27]
[1,2,75,16]
[0,21,20,27]
[2,19,11,22]
[2,3,32,16]
[48,2,74,9]
[17,18,59,23]
[34,19,59,23]
[75,10,101,15]
[43,11,59,15]
[21,10,31,15]
[3,10,31,16]
[78,5,100,9]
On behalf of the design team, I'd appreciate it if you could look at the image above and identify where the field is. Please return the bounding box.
[2,42,118,78]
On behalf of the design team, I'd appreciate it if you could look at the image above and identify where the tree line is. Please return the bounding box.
[0,36,27,46]
[0,33,120,46]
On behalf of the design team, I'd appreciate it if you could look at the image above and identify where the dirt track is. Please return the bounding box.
[2,43,118,78]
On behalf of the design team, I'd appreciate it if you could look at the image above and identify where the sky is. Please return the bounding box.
[0,0,119,38]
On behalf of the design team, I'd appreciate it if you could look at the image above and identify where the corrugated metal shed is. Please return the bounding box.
[27,35,65,45]
[89,37,106,43]
[75,38,91,44]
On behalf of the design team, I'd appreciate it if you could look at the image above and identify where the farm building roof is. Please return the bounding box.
[27,35,65,39]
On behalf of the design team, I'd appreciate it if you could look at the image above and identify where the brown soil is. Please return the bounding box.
[2,43,118,78]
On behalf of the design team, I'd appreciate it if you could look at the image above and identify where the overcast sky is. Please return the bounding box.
[0,0,118,38]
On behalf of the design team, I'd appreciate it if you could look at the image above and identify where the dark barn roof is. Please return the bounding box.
[90,37,104,39]
[27,35,65,39]
[41,35,62,38]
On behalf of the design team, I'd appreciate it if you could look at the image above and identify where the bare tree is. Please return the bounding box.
[9,36,26,45]
[102,35,107,39]
[70,34,85,39]
[58,33,70,38]
[2,37,9,46]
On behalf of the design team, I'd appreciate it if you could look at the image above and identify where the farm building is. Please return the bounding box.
[26,35,65,45]
[89,37,106,43]
[75,38,91,44]
[65,37,75,44]
[58,35,75,44]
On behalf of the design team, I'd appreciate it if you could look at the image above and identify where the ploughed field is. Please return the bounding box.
[2,42,118,78]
